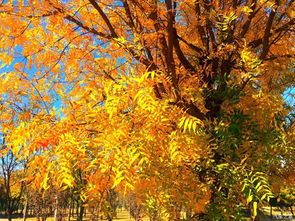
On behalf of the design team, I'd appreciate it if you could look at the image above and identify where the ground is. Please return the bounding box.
[0,208,294,221]
[0,210,148,221]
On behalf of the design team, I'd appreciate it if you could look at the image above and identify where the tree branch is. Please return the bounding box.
[122,0,135,29]
[260,2,278,59]
[240,0,259,38]
[172,28,197,73]
[194,1,209,52]
[165,0,177,83]
[88,0,118,38]
[169,99,206,121]
[248,18,294,49]
[177,35,204,55]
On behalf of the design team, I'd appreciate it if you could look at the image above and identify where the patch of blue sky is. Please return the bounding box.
[282,86,295,126]
[0,46,31,111]
[0,45,24,73]
[283,87,295,107]
[0,43,66,118]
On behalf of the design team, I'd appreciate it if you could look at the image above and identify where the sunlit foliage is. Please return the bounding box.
[0,0,294,219]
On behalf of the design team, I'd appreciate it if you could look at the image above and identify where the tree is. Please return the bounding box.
[0,138,25,221]
[0,0,294,219]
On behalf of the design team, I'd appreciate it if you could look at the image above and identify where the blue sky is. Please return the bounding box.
[283,87,295,107]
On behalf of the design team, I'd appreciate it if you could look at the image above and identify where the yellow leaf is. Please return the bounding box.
[253,201,257,217]
[112,176,124,188]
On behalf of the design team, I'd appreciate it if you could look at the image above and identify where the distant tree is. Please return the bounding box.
[0,182,5,212]
[126,193,143,221]
[104,188,119,221]
[29,189,55,221]
[0,138,25,221]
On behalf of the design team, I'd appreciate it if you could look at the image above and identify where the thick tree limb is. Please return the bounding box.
[169,99,206,121]
[88,0,118,38]
[276,0,294,24]
[260,3,278,59]
[45,0,111,38]
[194,1,209,52]
[177,35,204,55]
[122,0,135,29]
[264,54,294,60]
[172,28,197,73]
[165,0,177,80]
[249,18,294,49]
[274,18,295,33]
[240,0,259,38]
[65,14,111,38]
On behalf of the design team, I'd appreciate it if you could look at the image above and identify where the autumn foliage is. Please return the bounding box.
[0,0,294,219]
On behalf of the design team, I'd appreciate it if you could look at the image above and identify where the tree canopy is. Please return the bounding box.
[0,0,294,220]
